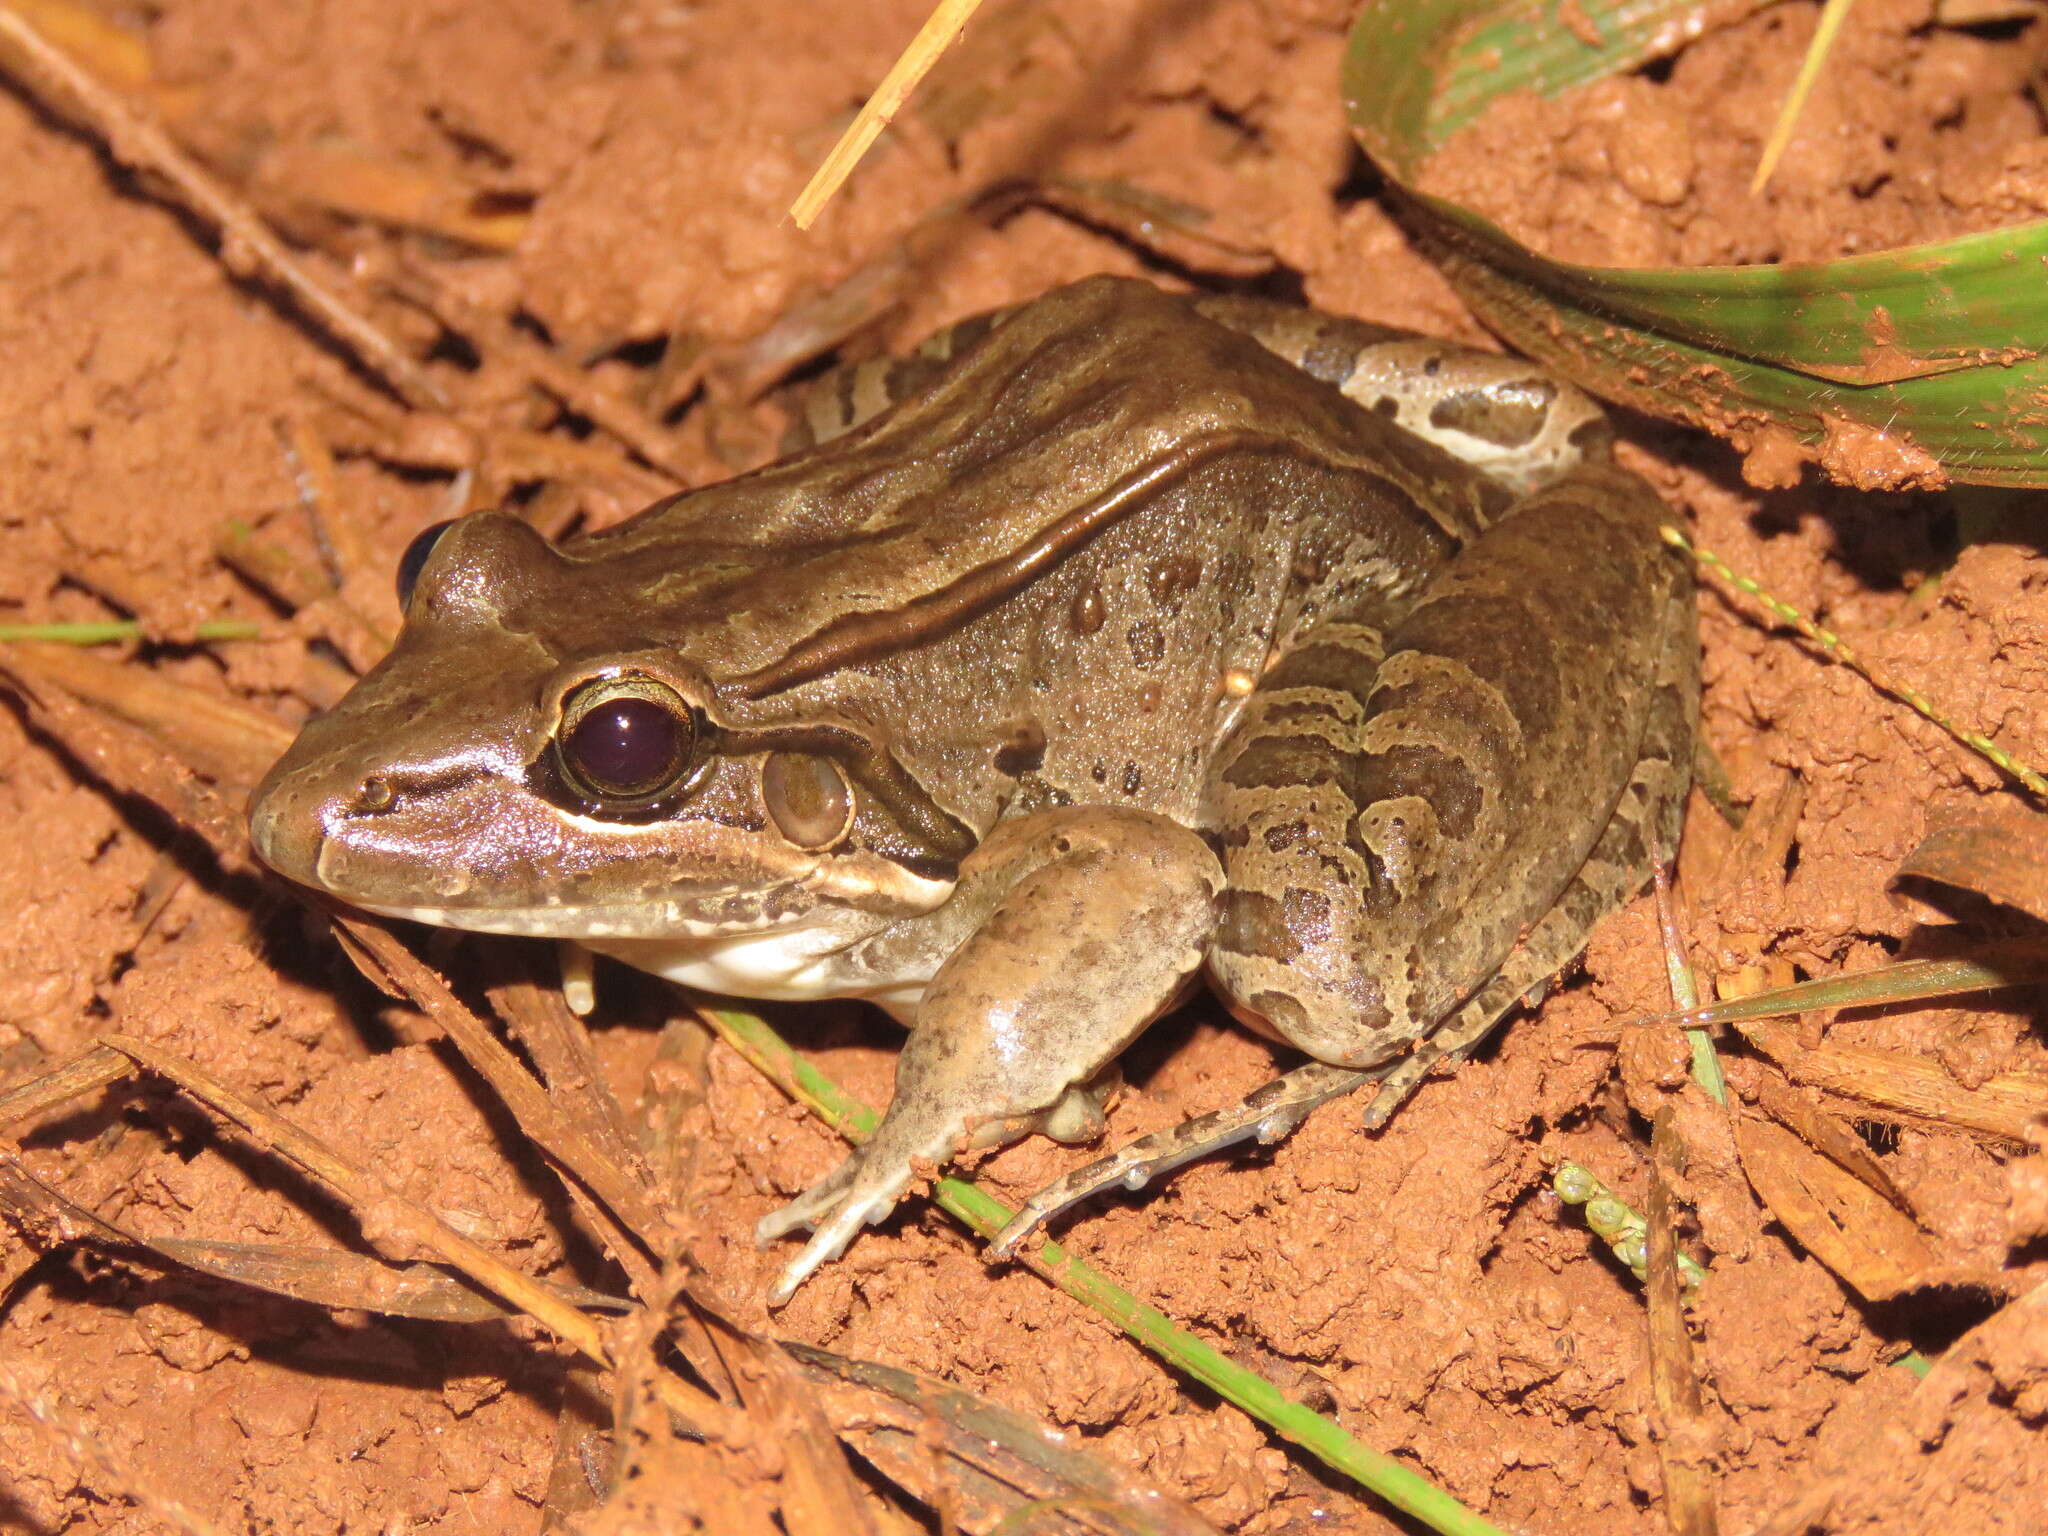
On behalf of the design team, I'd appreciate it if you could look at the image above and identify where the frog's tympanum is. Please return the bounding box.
[250,277,1696,1304]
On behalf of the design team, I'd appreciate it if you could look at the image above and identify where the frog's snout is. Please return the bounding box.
[245,752,340,891]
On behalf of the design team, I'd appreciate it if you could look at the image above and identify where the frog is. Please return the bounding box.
[247,274,1697,1307]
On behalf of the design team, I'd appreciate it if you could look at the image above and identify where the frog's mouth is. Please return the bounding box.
[251,782,954,950]
[345,883,865,943]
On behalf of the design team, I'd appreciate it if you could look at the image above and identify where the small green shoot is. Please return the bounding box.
[1653,863,1725,1105]
[1662,526,2047,799]
[0,619,264,645]
[1555,1163,1707,1288]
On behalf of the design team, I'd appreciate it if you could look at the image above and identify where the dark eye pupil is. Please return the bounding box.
[565,696,684,795]
[396,520,456,609]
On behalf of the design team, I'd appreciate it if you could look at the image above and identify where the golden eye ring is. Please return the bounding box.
[555,677,698,806]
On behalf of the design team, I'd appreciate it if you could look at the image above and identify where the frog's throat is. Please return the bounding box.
[355,897,933,1015]
[342,849,956,942]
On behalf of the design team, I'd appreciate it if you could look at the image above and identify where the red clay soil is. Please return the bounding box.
[2,1,2046,1533]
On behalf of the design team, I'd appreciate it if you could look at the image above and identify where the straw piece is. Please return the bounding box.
[789,0,985,229]
[0,3,450,410]
[1750,0,1857,194]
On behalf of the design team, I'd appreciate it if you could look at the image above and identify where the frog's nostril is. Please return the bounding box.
[246,758,347,886]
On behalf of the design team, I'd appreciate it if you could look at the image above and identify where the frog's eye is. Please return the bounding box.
[395,520,457,609]
[762,753,853,849]
[556,678,698,804]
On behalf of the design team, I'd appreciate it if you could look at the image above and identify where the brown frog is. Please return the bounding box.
[248,276,1697,1304]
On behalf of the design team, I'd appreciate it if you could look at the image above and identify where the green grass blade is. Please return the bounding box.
[703,1004,1510,1536]
[0,619,265,645]
[1644,950,2048,1033]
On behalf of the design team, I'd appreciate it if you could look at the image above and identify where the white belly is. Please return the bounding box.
[587,923,930,1022]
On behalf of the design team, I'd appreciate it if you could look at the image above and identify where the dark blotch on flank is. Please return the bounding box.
[1218,890,1303,963]
[1427,380,1556,449]
[1348,740,1484,842]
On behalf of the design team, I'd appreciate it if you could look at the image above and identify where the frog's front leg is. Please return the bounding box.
[755,806,1223,1305]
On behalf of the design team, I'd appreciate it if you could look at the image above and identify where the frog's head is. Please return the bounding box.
[248,512,962,940]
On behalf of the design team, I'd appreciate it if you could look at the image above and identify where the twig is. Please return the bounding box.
[0,2,450,410]
[1645,1110,1718,1536]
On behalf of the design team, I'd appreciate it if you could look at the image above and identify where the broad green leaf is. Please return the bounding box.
[1344,0,2048,486]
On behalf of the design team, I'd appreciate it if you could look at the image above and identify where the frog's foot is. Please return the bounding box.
[754,1155,861,1248]
[756,1076,1122,1301]
[755,1077,1132,1302]
[754,1119,961,1306]
[756,1174,901,1308]
[989,961,1581,1259]
[987,1062,1373,1259]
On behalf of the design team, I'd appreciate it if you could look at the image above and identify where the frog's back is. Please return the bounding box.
[607,278,1519,833]
[577,279,1499,673]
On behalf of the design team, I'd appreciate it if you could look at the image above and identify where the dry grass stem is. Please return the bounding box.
[1751,0,1857,193]
[1668,528,2048,797]
[0,1043,132,1131]
[327,915,665,1300]
[1894,806,2048,924]
[280,417,373,587]
[1741,1022,2048,1143]
[379,263,694,483]
[1732,1114,1950,1300]
[0,4,450,410]
[97,1032,610,1347]
[789,0,986,229]
[2,0,150,89]
[490,956,649,1193]
[1,1150,623,1323]
[82,1033,743,1444]
[0,638,289,807]
[789,1344,1222,1535]
[254,136,529,251]
[1643,1110,1718,1536]
[1754,1076,1913,1212]
[213,518,336,613]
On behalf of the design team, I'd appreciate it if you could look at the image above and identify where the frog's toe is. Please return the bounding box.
[763,1164,916,1307]
[753,1154,861,1247]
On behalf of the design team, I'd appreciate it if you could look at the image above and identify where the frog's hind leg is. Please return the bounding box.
[1189,294,1613,495]
[989,640,1694,1259]
[991,474,1697,1258]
